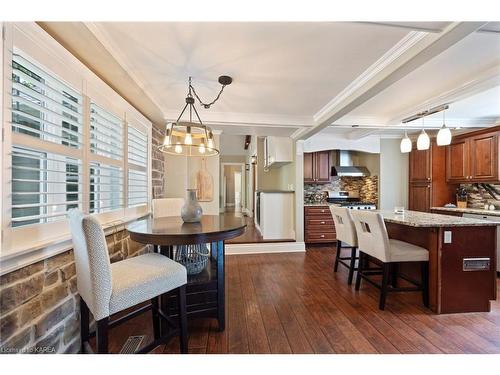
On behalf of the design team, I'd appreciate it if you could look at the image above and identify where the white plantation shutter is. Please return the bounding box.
[11,53,83,149]
[89,163,124,213]
[11,146,82,227]
[90,103,123,160]
[127,124,148,207]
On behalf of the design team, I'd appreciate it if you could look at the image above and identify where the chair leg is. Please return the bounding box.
[391,263,399,288]
[177,285,188,354]
[421,262,430,308]
[347,246,357,285]
[334,240,341,272]
[379,263,390,310]
[151,296,160,340]
[79,296,89,353]
[96,317,109,354]
[355,251,363,291]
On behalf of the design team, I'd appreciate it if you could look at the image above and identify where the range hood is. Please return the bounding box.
[331,150,371,177]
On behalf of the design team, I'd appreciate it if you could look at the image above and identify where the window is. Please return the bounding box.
[11,147,82,227]
[89,163,124,213]
[11,53,83,149]
[127,125,148,207]
[90,103,123,160]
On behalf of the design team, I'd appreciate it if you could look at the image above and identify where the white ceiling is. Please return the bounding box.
[89,22,408,123]
[56,21,500,138]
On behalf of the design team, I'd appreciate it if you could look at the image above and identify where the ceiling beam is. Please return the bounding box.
[293,22,488,141]
[344,128,380,140]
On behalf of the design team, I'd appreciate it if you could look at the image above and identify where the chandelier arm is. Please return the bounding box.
[175,102,190,124]
[190,84,226,108]
[191,103,204,125]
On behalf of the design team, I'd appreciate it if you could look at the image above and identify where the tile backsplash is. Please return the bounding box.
[304,176,378,204]
[461,183,500,210]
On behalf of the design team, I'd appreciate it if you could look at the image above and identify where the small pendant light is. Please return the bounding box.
[417,116,430,150]
[437,109,452,146]
[400,129,412,153]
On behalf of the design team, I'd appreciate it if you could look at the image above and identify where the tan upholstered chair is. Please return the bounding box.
[68,209,188,354]
[351,210,429,310]
[329,206,358,285]
[152,198,185,218]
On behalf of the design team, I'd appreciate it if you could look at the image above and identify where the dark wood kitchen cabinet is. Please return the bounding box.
[304,206,336,243]
[304,151,330,184]
[409,142,456,212]
[446,128,500,183]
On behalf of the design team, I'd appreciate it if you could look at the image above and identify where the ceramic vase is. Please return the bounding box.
[181,189,203,223]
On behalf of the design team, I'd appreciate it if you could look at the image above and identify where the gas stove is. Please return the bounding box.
[326,190,376,210]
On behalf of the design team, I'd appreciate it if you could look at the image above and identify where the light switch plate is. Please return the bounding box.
[444,231,452,244]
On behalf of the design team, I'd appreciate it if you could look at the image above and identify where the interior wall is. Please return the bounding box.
[379,138,409,210]
[164,135,220,215]
[256,137,295,191]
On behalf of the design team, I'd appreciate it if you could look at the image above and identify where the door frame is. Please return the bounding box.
[220,162,245,212]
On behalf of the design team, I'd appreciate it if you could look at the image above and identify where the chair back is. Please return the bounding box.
[68,209,112,320]
[152,198,185,218]
[329,206,357,246]
[351,210,391,262]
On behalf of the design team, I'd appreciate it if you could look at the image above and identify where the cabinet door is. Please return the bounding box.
[303,153,315,183]
[409,147,431,183]
[409,183,431,212]
[314,151,331,183]
[446,139,469,183]
[470,133,499,182]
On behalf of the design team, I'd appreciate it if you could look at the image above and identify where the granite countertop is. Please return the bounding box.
[431,206,500,218]
[374,210,499,227]
[304,201,338,207]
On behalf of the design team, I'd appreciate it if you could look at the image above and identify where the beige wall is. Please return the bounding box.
[256,137,295,191]
[379,139,408,210]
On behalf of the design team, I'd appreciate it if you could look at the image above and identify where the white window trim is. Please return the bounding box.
[1,22,152,274]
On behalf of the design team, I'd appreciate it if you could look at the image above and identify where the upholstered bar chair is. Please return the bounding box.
[68,209,188,354]
[152,198,185,218]
[329,206,358,285]
[351,210,429,310]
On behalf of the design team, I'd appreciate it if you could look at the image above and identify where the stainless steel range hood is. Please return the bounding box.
[331,150,371,177]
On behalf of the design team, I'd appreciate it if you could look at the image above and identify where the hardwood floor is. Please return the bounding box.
[102,246,500,354]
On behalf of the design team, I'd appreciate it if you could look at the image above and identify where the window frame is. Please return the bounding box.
[1,23,152,268]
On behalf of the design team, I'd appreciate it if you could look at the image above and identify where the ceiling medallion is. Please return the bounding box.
[159,76,232,157]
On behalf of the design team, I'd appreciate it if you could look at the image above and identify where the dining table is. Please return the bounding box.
[127,214,246,332]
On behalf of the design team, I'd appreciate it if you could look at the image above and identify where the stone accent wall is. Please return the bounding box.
[304,176,379,204]
[152,123,166,199]
[0,229,148,354]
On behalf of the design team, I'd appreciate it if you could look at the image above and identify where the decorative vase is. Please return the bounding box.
[181,189,203,223]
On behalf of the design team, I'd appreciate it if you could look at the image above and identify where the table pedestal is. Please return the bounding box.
[158,240,225,332]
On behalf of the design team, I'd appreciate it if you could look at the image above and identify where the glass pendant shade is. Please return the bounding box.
[437,124,452,146]
[400,132,412,153]
[417,129,430,150]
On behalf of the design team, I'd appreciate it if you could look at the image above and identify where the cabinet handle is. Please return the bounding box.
[321,221,325,224]
[321,209,325,213]
[320,234,325,238]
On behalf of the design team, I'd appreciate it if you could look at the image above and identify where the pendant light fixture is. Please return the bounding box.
[436,108,452,146]
[159,76,232,157]
[417,116,430,150]
[400,122,412,153]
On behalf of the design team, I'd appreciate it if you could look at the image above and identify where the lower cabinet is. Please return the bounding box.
[409,182,431,213]
[304,206,336,244]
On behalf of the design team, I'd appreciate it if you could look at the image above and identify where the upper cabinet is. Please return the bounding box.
[264,136,293,168]
[304,151,331,184]
[446,129,500,183]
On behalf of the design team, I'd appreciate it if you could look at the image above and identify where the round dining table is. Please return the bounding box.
[127,215,246,331]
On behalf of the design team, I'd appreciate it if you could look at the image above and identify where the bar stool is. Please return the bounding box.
[68,209,189,354]
[329,206,358,285]
[351,210,429,310]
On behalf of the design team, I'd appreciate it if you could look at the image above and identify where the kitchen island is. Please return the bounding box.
[375,210,497,314]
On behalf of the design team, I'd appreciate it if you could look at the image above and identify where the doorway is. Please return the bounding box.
[221,163,245,212]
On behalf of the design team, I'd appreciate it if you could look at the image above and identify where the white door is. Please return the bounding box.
[234,171,242,212]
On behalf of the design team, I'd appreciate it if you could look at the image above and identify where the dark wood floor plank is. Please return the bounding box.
[237,256,272,353]
[102,247,500,354]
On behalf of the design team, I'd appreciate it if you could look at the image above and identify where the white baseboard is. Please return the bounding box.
[226,241,305,255]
